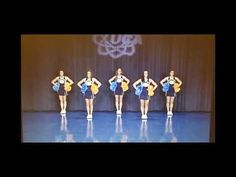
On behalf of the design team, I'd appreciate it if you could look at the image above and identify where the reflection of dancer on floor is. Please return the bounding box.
[160,116,177,142]
[55,114,75,142]
[109,68,130,115]
[133,70,158,119]
[77,70,102,119]
[51,70,74,113]
[160,70,182,116]
[83,119,98,142]
[139,120,149,142]
[110,115,128,142]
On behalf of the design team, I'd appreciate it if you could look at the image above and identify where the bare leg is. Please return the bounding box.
[144,100,149,116]
[59,96,63,112]
[63,96,67,112]
[170,96,175,114]
[85,99,90,115]
[140,100,145,116]
[166,96,170,114]
[115,95,119,112]
[90,99,93,115]
[119,95,123,112]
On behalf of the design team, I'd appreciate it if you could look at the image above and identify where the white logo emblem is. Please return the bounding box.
[93,35,142,59]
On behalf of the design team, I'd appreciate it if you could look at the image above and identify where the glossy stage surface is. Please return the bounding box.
[22,111,210,143]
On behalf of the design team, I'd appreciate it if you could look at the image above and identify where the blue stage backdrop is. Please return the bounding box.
[21,35,214,112]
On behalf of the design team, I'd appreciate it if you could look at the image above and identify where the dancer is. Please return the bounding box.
[133,70,158,119]
[51,70,74,113]
[160,70,182,116]
[77,70,102,119]
[109,68,130,115]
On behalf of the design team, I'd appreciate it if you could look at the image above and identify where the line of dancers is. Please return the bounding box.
[51,68,182,119]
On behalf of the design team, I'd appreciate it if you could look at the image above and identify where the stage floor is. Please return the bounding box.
[22,111,210,143]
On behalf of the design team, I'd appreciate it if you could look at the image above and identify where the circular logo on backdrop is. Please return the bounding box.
[93,35,142,59]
